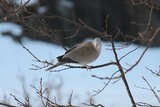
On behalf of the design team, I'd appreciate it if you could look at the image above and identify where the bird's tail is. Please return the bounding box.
[46,62,65,71]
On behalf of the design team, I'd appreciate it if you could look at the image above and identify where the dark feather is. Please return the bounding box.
[56,44,79,62]
[57,55,63,59]
[64,45,78,54]
[58,57,79,63]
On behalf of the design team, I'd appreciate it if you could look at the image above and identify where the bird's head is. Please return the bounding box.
[93,38,102,53]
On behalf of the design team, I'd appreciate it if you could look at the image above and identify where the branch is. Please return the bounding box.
[92,70,119,96]
[142,76,160,103]
[10,94,30,107]
[30,78,78,107]
[146,66,160,77]
[0,102,16,107]
[49,62,117,72]
[110,36,136,107]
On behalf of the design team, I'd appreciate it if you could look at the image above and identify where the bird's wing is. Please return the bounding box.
[56,43,83,63]
[63,42,98,64]
[57,44,78,60]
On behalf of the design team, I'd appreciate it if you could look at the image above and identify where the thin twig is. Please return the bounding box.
[142,76,160,103]
[126,27,160,74]
[92,70,119,96]
[10,0,30,17]
[0,102,16,107]
[146,66,160,77]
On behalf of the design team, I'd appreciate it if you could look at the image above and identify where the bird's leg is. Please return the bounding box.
[83,65,91,71]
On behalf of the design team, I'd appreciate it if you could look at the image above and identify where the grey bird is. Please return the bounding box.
[46,38,102,71]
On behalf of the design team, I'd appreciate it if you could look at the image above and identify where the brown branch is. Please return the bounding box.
[142,76,160,103]
[146,66,160,77]
[13,37,54,70]
[92,70,119,96]
[135,76,160,106]
[126,26,160,74]
[10,0,30,17]
[82,101,105,107]
[30,78,78,107]
[136,102,157,107]
[68,90,74,106]
[49,62,117,72]
[0,102,16,107]
[14,37,41,62]
[16,13,68,51]
[130,0,160,10]
[66,62,117,69]
[78,19,104,37]
[110,37,136,107]
[10,94,30,107]
[119,46,140,61]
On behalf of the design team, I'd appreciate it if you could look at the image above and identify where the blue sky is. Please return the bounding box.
[0,23,160,107]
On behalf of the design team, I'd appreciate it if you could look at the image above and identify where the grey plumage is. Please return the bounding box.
[46,38,101,71]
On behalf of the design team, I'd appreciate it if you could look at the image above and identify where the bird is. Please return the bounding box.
[46,37,102,71]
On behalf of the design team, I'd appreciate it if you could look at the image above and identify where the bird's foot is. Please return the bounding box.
[83,65,91,71]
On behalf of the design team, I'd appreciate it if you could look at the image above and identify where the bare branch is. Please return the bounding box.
[136,102,158,107]
[68,90,74,106]
[142,76,160,103]
[30,78,78,107]
[10,0,30,17]
[146,66,160,77]
[0,102,16,107]
[92,70,119,96]
[110,36,136,107]
[10,94,30,107]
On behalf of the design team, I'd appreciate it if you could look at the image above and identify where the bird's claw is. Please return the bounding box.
[83,65,91,71]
